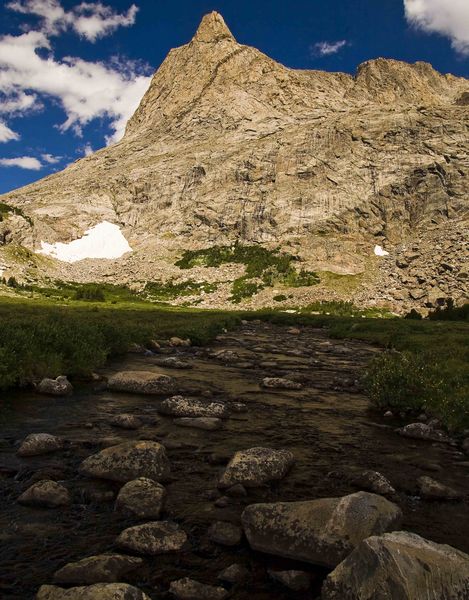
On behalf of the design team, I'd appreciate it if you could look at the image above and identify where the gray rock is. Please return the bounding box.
[217,564,249,584]
[268,570,311,592]
[241,491,402,568]
[169,578,227,600]
[159,396,229,418]
[107,371,174,395]
[53,554,143,585]
[261,377,303,390]
[174,417,222,431]
[169,337,191,347]
[18,480,70,508]
[417,476,463,500]
[153,357,193,369]
[115,477,166,519]
[322,531,469,600]
[17,433,64,457]
[208,521,242,546]
[350,470,396,496]
[79,441,170,483]
[116,521,187,555]
[110,414,142,430]
[219,447,294,488]
[37,583,150,599]
[37,376,73,396]
[396,422,451,442]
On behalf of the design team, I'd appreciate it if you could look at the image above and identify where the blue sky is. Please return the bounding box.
[0,0,468,194]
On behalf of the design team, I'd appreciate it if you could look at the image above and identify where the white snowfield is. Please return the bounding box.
[38,221,132,263]
[374,244,389,257]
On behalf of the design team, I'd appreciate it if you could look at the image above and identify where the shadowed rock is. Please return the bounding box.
[79,441,170,483]
[53,554,143,585]
[242,491,402,568]
[36,583,150,599]
[17,433,64,457]
[18,480,70,508]
[115,477,166,519]
[219,447,294,488]
[322,531,469,600]
[116,521,187,555]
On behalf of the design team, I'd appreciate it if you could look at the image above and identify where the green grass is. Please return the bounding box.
[176,243,319,300]
[0,296,239,390]
[144,280,218,301]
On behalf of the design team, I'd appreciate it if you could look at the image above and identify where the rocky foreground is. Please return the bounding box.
[1,322,469,599]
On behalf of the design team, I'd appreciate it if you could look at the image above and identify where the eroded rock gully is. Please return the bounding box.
[0,322,468,599]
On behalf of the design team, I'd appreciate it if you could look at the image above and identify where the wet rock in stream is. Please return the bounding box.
[219,447,295,488]
[17,433,64,457]
[53,554,144,585]
[169,578,228,600]
[107,371,175,395]
[37,583,150,599]
[322,531,469,600]
[174,417,223,431]
[79,441,170,483]
[115,477,166,519]
[115,521,187,554]
[242,491,402,568]
[110,414,143,430]
[18,480,71,508]
[36,376,73,397]
[159,396,229,419]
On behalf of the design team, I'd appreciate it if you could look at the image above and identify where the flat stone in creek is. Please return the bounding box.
[152,357,193,369]
[53,554,144,585]
[37,583,150,600]
[169,578,228,600]
[174,417,222,431]
[17,433,64,457]
[417,475,464,500]
[208,521,243,546]
[110,414,142,430]
[116,521,187,555]
[79,441,170,483]
[107,371,175,395]
[261,377,303,390]
[396,423,452,443]
[18,480,70,508]
[322,532,469,600]
[36,376,73,396]
[158,396,229,418]
[115,477,166,519]
[219,447,294,488]
[241,491,402,568]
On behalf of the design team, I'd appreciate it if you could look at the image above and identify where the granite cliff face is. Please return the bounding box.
[0,12,468,311]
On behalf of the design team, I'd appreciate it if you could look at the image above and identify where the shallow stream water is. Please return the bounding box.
[1,322,468,599]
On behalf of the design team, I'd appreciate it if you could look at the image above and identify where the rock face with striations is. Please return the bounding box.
[0,12,467,312]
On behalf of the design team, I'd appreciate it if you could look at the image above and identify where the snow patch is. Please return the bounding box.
[374,245,389,257]
[38,221,132,263]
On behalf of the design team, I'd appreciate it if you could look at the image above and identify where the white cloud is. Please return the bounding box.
[312,40,348,56]
[7,0,139,42]
[0,91,39,114]
[83,142,94,156]
[0,30,152,143]
[0,121,20,142]
[404,0,469,56]
[41,152,60,163]
[0,156,42,169]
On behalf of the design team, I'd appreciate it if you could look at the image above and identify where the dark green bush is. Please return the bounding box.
[74,284,105,302]
[404,309,423,320]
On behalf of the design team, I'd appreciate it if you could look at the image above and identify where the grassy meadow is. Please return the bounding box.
[0,288,467,432]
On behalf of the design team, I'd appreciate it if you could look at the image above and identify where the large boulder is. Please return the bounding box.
[169,578,227,600]
[107,371,174,395]
[322,531,469,600]
[116,521,187,555]
[17,433,64,457]
[37,376,73,396]
[241,492,402,568]
[115,477,166,519]
[53,554,143,585]
[219,447,294,488]
[18,480,70,508]
[37,583,150,599]
[158,396,229,418]
[79,441,170,483]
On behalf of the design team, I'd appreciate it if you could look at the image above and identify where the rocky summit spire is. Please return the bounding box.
[192,11,235,43]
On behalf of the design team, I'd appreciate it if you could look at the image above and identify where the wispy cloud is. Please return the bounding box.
[7,0,139,42]
[0,121,20,142]
[404,0,469,56]
[0,155,42,169]
[41,152,60,163]
[312,39,348,57]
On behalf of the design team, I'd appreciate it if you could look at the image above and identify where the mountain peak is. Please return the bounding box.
[193,11,235,43]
